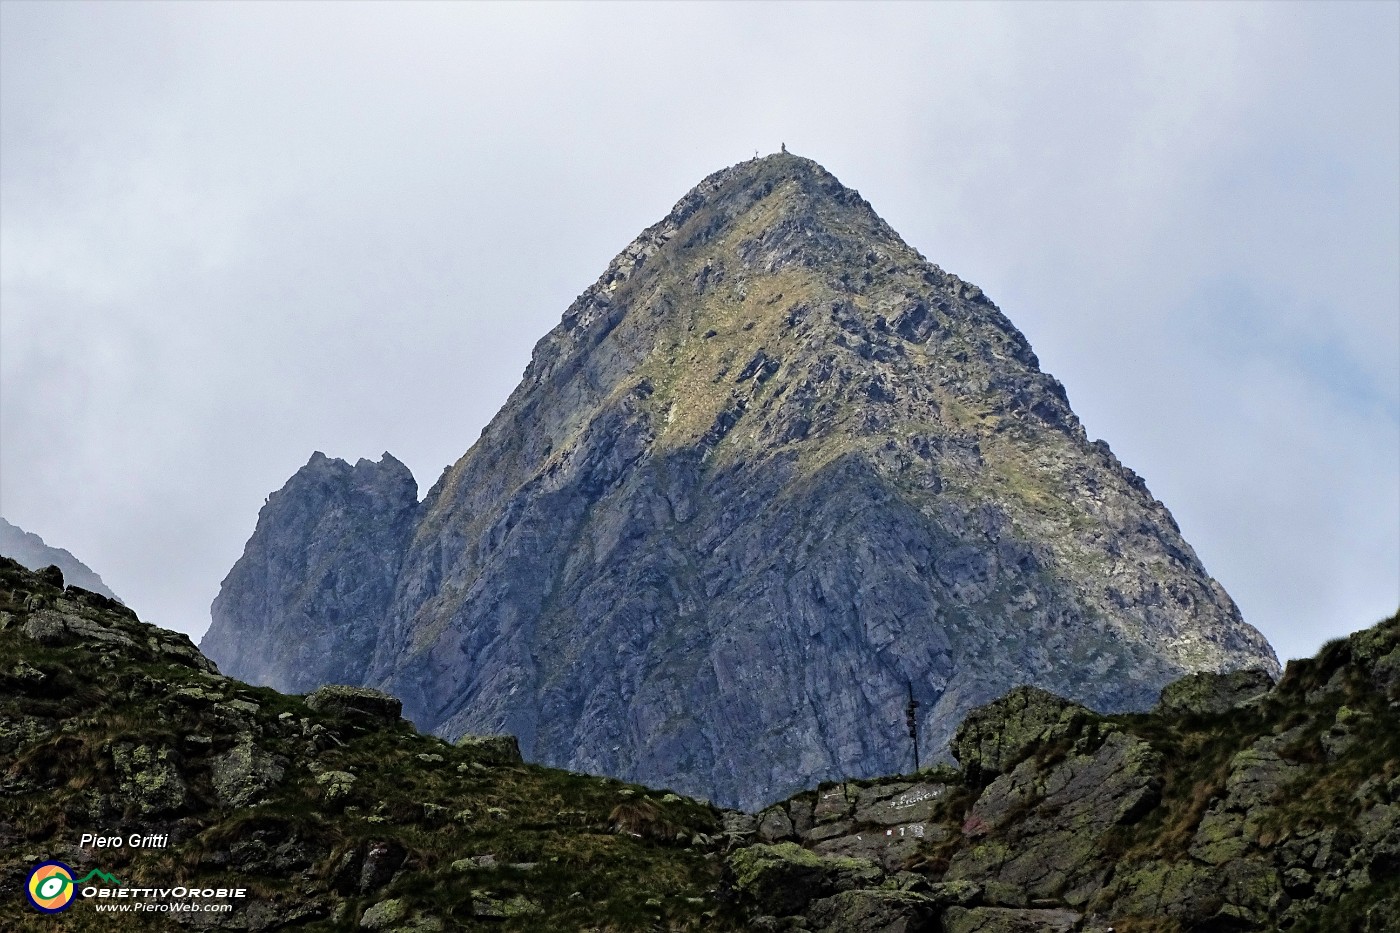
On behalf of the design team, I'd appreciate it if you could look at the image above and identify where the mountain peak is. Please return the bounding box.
[467,155,1056,523]
[207,156,1277,809]
[202,450,418,694]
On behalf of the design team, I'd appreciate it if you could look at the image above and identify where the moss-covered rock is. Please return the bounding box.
[315,768,358,804]
[211,734,287,807]
[804,888,935,933]
[451,732,523,765]
[949,685,1096,782]
[1156,667,1275,715]
[110,741,187,815]
[358,897,406,929]
[727,841,883,916]
[305,683,403,726]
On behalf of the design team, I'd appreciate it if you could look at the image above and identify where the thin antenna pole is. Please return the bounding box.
[905,681,920,773]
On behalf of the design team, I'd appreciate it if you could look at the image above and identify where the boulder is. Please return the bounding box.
[111,742,186,816]
[722,811,759,838]
[1095,858,1257,927]
[948,731,1162,905]
[805,889,936,933]
[926,880,982,908]
[211,735,286,808]
[727,842,883,916]
[853,781,949,825]
[306,685,403,727]
[358,840,406,894]
[359,898,406,930]
[789,798,816,836]
[315,770,358,804]
[812,827,929,872]
[1156,668,1275,716]
[950,686,1095,782]
[814,783,856,822]
[1189,727,1307,865]
[756,805,795,842]
[23,609,137,650]
[453,733,523,765]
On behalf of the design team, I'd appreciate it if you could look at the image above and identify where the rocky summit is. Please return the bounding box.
[202,452,418,693]
[204,152,1278,810]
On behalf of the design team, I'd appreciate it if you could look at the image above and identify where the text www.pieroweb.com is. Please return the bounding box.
[92,900,234,913]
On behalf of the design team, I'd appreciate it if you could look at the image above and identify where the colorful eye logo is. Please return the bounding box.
[27,861,76,913]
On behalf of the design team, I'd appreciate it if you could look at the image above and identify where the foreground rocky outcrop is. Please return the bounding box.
[205,151,1277,811]
[0,558,739,931]
[3,559,1395,930]
[722,613,1400,932]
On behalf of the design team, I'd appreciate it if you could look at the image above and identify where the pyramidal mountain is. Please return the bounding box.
[203,153,1277,810]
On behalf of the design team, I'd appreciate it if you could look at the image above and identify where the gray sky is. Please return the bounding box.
[2,1,1396,664]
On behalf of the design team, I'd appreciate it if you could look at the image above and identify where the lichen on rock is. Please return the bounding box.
[211,734,287,808]
[111,741,186,816]
[305,684,403,726]
[1156,668,1275,715]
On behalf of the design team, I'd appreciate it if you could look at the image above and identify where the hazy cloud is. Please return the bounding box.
[2,1,1396,662]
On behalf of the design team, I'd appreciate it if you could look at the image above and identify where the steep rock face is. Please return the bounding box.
[206,153,1277,810]
[0,516,121,602]
[202,452,418,693]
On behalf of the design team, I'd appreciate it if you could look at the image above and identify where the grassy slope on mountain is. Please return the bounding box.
[0,558,743,932]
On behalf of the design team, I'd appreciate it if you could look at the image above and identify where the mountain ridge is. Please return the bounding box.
[0,516,121,603]
[205,151,1278,809]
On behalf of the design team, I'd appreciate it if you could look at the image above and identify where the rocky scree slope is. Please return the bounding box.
[204,152,1278,811]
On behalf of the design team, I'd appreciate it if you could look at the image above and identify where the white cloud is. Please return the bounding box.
[1,2,1395,658]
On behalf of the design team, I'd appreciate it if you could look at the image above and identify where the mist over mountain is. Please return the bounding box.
[203,153,1277,810]
[0,516,121,603]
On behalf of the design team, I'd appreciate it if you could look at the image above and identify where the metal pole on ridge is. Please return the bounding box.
[906,681,920,773]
